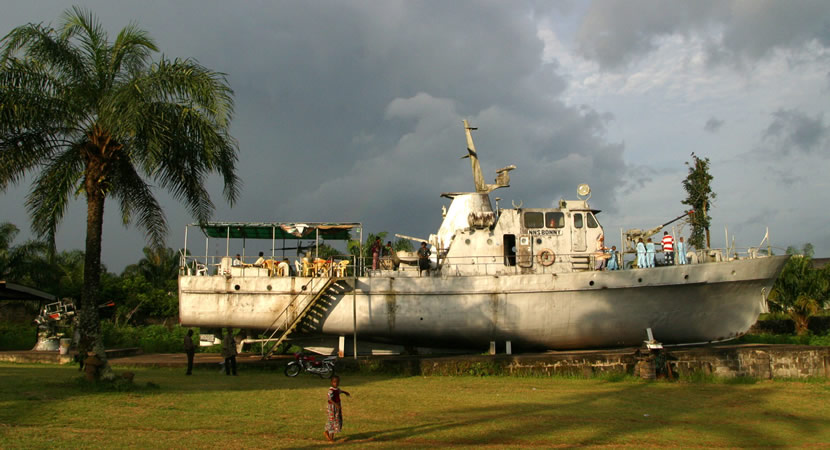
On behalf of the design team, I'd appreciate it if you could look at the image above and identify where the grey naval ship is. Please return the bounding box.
[178,121,788,354]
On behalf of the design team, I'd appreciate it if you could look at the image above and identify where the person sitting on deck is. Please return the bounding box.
[283,258,296,276]
[254,252,266,267]
[232,254,242,266]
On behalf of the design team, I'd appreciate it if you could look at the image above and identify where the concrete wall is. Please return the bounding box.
[341,344,830,379]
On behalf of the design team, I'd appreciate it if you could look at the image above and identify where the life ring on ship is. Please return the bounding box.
[537,249,555,266]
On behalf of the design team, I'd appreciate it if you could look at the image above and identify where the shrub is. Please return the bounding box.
[0,322,37,350]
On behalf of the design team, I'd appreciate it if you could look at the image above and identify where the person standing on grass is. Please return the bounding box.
[324,375,351,442]
[184,329,196,376]
[222,328,238,376]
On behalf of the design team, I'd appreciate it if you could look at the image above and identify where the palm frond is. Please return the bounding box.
[109,152,167,248]
[110,23,156,80]
[24,144,84,241]
[0,22,89,86]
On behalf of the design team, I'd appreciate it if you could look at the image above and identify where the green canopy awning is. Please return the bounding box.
[197,222,360,240]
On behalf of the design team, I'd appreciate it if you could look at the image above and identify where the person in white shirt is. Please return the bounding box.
[253,251,265,267]
[232,254,242,266]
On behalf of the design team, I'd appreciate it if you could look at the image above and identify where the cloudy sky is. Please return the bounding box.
[1,0,829,270]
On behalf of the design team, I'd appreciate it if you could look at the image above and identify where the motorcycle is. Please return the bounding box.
[284,352,337,378]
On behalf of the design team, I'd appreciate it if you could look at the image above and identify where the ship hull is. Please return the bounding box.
[179,255,788,349]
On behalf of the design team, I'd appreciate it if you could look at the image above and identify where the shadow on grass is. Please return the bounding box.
[296,381,828,448]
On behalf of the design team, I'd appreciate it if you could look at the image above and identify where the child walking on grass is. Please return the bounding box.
[324,375,350,442]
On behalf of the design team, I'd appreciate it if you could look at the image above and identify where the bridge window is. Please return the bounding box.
[545,212,565,228]
[574,213,583,229]
[587,213,599,228]
[524,212,544,229]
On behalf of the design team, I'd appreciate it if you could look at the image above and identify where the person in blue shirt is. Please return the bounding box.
[677,236,688,265]
[646,238,656,268]
[636,238,646,269]
[606,245,619,270]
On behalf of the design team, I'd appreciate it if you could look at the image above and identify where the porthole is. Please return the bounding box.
[266,285,272,291]
[465,239,471,245]
[536,238,543,245]
[420,317,424,321]
[301,285,307,291]
[731,270,737,276]
[684,275,689,280]
[234,284,240,291]
[589,280,595,286]
[637,278,643,283]
[487,239,493,245]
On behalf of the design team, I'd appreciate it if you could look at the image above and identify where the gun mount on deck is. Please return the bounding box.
[622,210,693,253]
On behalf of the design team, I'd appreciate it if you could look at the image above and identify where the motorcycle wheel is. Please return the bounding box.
[284,363,301,377]
[319,365,334,379]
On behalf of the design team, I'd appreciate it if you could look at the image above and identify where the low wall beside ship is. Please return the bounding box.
[340,344,830,379]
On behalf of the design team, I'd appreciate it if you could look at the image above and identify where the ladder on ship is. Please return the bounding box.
[260,276,348,360]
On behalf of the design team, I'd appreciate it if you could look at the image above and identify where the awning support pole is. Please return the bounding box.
[353,275,358,359]
[271,226,275,260]
[226,226,230,257]
[183,226,188,267]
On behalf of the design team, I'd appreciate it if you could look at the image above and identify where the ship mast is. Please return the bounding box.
[462,120,516,194]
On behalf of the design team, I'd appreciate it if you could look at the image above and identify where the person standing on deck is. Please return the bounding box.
[232,254,242,266]
[184,329,195,375]
[636,238,646,269]
[222,328,238,376]
[677,237,688,265]
[371,238,382,270]
[646,238,656,268]
[607,246,619,270]
[417,242,431,276]
[662,231,675,265]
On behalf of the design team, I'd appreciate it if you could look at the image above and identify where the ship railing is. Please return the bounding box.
[179,254,360,278]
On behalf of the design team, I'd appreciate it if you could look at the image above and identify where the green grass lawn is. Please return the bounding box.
[0,363,829,448]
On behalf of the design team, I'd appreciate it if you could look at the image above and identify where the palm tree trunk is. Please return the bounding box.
[80,165,111,379]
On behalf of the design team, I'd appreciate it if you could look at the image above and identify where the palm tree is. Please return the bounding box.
[0,221,51,284]
[0,8,240,370]
[123,246,179,289]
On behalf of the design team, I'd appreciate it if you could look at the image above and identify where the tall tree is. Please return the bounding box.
[769,244,829,335]
[0,8,239,375]
[681,153,716,249]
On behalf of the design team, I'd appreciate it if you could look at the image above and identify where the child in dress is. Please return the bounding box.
[324,375,350,442]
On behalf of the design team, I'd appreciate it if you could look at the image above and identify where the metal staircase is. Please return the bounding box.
[260,277,348,359]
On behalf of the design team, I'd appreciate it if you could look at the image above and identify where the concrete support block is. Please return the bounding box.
[489,341,496,355]
[338,335,345,358]
[506,341,512,355]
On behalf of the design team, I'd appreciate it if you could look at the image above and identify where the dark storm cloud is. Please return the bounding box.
[0,1,627,269]
[704,117,724,133]
[763,109,829,154]
[575,0,830,69]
